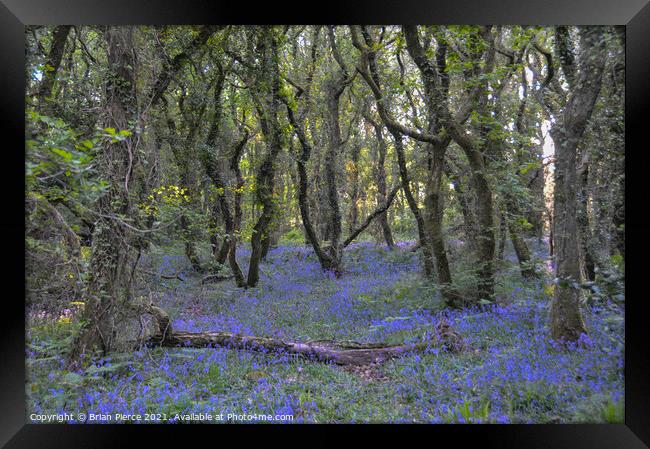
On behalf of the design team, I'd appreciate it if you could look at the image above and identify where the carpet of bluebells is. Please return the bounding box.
[26,240,624,423]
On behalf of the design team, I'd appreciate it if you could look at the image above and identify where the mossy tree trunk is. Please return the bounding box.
[37,25,72,107]
[368,117,396,249]
[548,27,607,343]
[247,27,284,287]
[68,27,139,367]
[200,69,247,288]
[403,25,496,302]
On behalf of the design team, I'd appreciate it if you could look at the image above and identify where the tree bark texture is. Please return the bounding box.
[549,27,607,343]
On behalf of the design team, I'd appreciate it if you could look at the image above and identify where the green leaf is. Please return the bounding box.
[51,148,73,161]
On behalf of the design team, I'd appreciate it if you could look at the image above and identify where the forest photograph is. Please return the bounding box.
[25,24,625,424]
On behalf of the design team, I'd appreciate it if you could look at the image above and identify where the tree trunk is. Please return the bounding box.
[215,237,231,266]
[508,219,536,279]
[37,25,72,105]
[504,198,537,279]
[550,125,588,341]
[248,28,284,287]
[320,79,345,275]
[549,27,606,343]
[285,107,338,272]
[576,151,596,281]
[228,134,248,288]
[348,141,361,235]
[425,144,462,307]
[68,27,138,367]
[612,189,625,260]
[447,169,479,252]
[247,137,280,287]
[390,130,435,278]
[200,72,246,287]
[260,234,272,260]
[497,208,507,262]
[366,114,395,249]
[402,24,497,302]
[473,166,496,300]
[180,215,203,272]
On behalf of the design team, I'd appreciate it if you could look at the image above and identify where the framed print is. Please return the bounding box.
[1,0,648,447]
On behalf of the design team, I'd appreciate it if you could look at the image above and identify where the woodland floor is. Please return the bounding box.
[26,239,624,423]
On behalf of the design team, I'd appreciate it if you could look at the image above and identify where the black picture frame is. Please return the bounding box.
[1,1,647,447]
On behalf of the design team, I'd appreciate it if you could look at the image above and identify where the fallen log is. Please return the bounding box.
[149,331,438,365]
[201,274,235,285]
[141,269,185,281]
[142,304,465,366]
